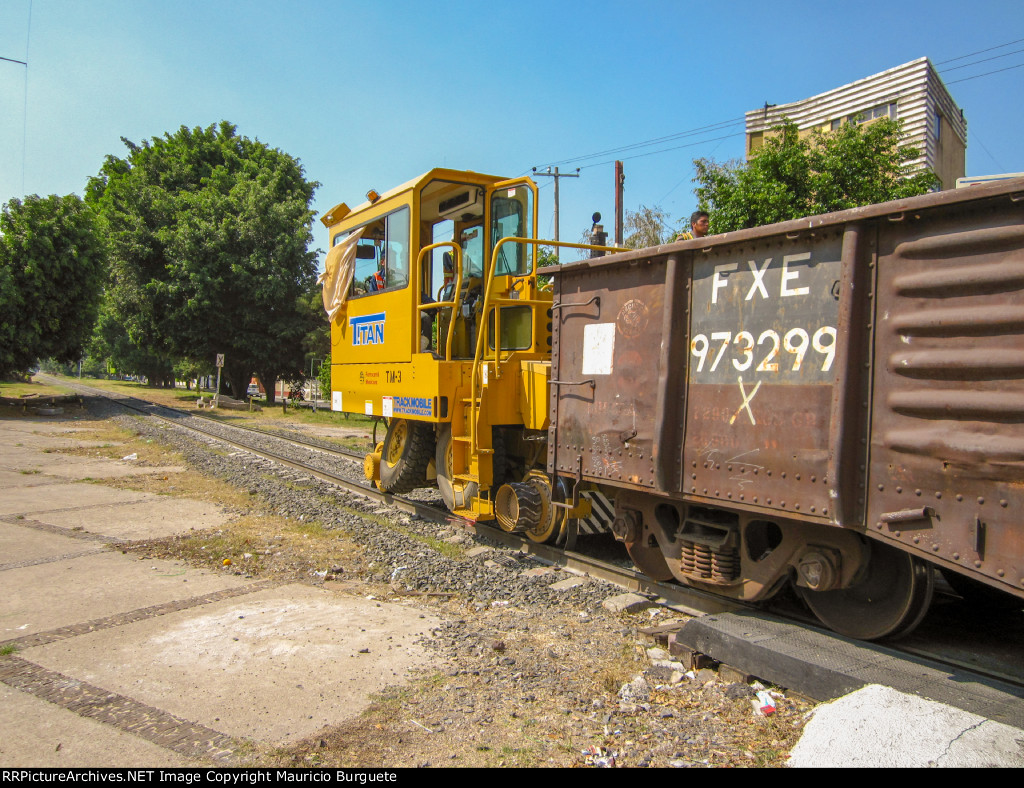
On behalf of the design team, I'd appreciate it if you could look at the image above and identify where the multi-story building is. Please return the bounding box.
[745,58,966,190]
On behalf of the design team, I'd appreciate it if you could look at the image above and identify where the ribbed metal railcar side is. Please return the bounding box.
[546,178,1024,605]
[869,184,1024,597]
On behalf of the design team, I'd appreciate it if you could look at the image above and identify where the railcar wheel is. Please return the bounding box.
[797,539,934,641]
[436,424,477,512]
[625,541,674,582]
[378,419,434,494]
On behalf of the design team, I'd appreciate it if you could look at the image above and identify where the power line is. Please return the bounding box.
[934,36,1024,66]
[939,46,1024,73]
[945,61,1024,85]
[534,116,746,170]
[576,131,741,171]
[969,129,1007,173]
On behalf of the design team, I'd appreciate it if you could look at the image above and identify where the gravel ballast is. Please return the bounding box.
[90,397,814,767]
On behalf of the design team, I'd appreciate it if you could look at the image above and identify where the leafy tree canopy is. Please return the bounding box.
[86,121,320,399]
[694,118,941,233]
[623,205,675,249]
[0,194,106,379]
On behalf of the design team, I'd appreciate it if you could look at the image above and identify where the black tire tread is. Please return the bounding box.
[379,419,434,494]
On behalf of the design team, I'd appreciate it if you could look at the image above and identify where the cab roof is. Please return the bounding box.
[320,168,505,229]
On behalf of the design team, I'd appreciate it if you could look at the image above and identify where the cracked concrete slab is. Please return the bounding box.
[0,447,185,481]
[0,420,91,437]
[23,584,440,743]
[0,481,152,517]
[788,684,1024,767]
[0,411,445,765]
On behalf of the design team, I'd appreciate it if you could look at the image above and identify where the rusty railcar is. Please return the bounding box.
[546,178,1024,639]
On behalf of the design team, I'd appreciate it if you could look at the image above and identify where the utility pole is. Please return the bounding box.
[532,166,580,260]
[614,161,624,247]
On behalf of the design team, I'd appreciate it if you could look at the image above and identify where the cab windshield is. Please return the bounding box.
[490,183,533,276]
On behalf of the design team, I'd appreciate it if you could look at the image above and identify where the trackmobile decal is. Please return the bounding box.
[392,396,433,417]
[350,312,385,346]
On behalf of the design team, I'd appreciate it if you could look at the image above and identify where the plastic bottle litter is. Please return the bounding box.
[753,690,777,716]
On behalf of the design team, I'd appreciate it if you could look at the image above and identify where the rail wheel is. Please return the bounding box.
[435,424,477,512]
[379,418,434,494]
[797,538,934,641]
[625,541,674,582]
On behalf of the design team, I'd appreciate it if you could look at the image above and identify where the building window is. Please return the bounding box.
[852,102,897,125]
[934,110,942,142]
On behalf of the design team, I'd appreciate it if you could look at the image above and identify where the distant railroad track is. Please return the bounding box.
[40,376,1024,698]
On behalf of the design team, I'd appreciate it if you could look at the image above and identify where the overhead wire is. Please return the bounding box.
[936,36,1024,87]
[526,35,1023,208]
[531,116,746,171]
[934,37,1024,65]
[969,130,1008,173]
[945,62,1024,85]
[576,131,741,172]
[938,46,1024,73]
[20,0,32,196]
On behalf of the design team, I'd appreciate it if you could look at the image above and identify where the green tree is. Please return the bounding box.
[87,122,320,401]
[317,353,331,400]
[623,205,675,249]
[536,245,559,268]
[694,118,941,233]
[0,195,106,379]
[89,299,176,386]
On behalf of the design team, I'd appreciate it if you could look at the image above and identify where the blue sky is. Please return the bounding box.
[1,0,1022,258]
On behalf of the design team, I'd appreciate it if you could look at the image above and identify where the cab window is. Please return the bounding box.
[340,206,410,297]
[491,185,532,276]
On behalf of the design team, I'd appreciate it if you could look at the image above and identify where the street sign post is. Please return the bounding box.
[214,354,224,408]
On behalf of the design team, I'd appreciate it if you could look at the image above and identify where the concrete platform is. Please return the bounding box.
[0,550,248,639]
[0,415,442,766]
[789,684,1024,767]
[0,445,185,482]
[34,497,230,541]
[673,610,1024,767]
[24,584,438,743]
[0,482,151,517]
[0,520,107,569]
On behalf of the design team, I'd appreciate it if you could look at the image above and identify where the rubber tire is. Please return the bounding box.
[436,424,476,512]
[379,418,434,494]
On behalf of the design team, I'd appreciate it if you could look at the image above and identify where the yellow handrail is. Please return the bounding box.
[467,237,620,456]
[415,242,463,361]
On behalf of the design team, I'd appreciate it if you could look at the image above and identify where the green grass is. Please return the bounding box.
[0,643,18,656]
[42,373,376,435]
[1,378,75,398]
